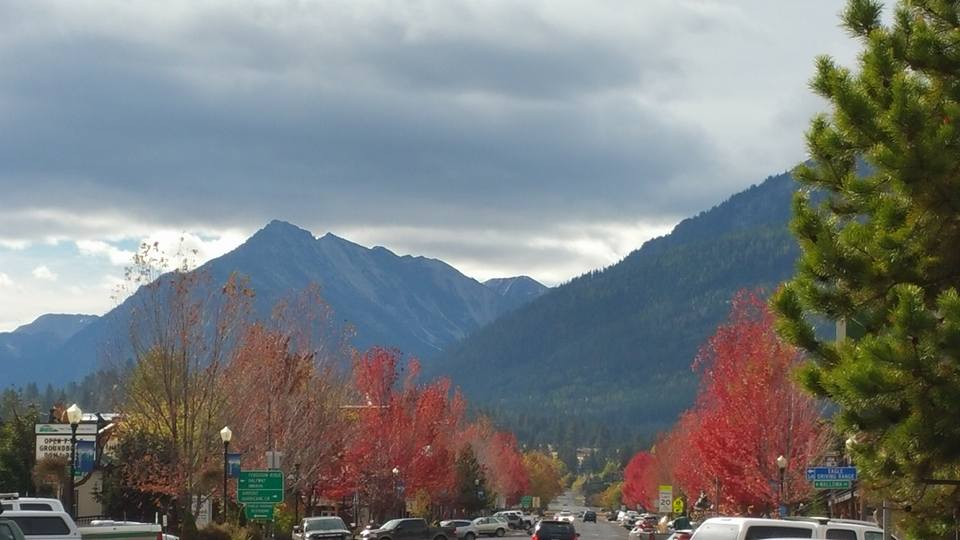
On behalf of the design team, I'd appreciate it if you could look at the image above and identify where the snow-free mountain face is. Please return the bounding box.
[483,276,549,312]
[14,314,99,341]
[434,171,801,443]
[0,314,99,386]
[4,221,545,386]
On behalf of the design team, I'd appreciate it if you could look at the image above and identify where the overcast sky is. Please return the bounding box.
[0,0,863,331]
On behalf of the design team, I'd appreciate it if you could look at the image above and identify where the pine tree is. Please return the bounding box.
[773,0,960,534]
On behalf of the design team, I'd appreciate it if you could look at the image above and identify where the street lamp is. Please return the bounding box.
[66,404,83,519]
[287,463,301,525]
[220,426,232,523]
[392,467,401,518]
[776,455,788,514]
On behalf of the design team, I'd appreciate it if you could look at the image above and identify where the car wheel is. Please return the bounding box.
[434,536,446,540]
[495,530,505,538]
[465,533,476,540]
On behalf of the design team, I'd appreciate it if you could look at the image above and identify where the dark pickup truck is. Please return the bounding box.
[366,519,450,540]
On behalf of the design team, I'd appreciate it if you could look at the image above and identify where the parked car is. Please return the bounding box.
[440,521,477,540]
[293,517,352,540]
[0,516,27,540]
[605,511,618,522]
[689,517,886,540]
[492,512,523,530]
[0,510,160,540]
[365,519,449,540]
[530,521,578,540]
[666,531,693,540]
[581,512,595,523]
[471,517,508,537]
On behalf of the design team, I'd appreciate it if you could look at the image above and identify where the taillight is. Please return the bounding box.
[157,533,163,540]
[531,534,539,540]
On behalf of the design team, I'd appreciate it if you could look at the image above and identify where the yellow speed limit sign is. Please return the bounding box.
[673,497,685,514]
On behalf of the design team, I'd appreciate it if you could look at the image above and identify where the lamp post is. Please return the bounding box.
[392,467,401,518]
[66,404,83,519]
[220,426,232,524]
[287,463,301,525]
[776,455,788,516]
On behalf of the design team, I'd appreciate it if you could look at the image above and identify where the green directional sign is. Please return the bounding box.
[521,496,533,509]
[814,479,852,489]
[243,503,276,521]
[238,470,284,503]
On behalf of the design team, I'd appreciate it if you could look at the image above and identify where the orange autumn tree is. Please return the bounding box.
[689,290,829,511]
[221,321,349,505]
[330,348,464,519]
[460,417,529,505]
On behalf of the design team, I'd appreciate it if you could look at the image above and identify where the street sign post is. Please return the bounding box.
[238,470,285,503]
[805,467,857,481]
[813,480,853,490]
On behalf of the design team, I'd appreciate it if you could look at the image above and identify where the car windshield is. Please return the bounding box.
[382,520,402,530]
[305,519,346,532]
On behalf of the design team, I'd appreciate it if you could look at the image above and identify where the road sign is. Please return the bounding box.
[672,497,685,514]
[813,479,853,489]
[521,496,533,509]
[658,485,673,513]
[805,467,857,481]
[238,470,284,503]
[243,503,276,521]
[532,496,541,508]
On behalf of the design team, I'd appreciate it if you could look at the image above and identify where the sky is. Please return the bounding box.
[0,0,864,332]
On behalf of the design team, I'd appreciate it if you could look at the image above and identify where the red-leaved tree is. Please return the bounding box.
[330,348,464,519]
[621,452,655,510]
[688,291,829,511]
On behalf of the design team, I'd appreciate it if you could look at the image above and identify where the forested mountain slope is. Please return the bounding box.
[432,171,800,445]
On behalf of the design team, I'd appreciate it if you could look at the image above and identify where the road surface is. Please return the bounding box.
[546,492,630,540]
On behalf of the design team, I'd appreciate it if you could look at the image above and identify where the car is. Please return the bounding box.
[581,512,595,523]
[554,512,575,524]
[493,512,525,530]
[665,532,693,540]
[0,517,27,540]
[294,517,352,540]
[530,521,579,540]
[689,517,886,540]
[440,520,478,540]
[0,495,65,513]
[473,517,510,537]
[605,511,618,522]
[366,519,450,540]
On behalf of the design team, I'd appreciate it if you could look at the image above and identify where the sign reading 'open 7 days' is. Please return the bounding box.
[238,470,284,503]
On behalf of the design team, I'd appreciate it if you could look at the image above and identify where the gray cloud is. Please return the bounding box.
[0,0,860,281]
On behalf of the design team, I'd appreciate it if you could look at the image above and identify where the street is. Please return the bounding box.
[546,492,629,540]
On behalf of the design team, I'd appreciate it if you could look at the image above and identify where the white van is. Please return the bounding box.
[690,517,886,540]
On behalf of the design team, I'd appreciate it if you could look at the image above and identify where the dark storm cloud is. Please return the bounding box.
[0,0,738,243]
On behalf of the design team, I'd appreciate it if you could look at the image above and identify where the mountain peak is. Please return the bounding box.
[243,220,317,250]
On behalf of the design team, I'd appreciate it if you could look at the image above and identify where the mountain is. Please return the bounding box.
[484,276,549,311]
[14,314,99,341]
[6,221,545,386]
[431,171,800,446]
[0,314,99,386]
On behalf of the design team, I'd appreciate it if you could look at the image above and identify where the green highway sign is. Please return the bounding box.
[238,470,284,503]
[814,479,852,489]
[521,496,533,509]
[243,503,276,521]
